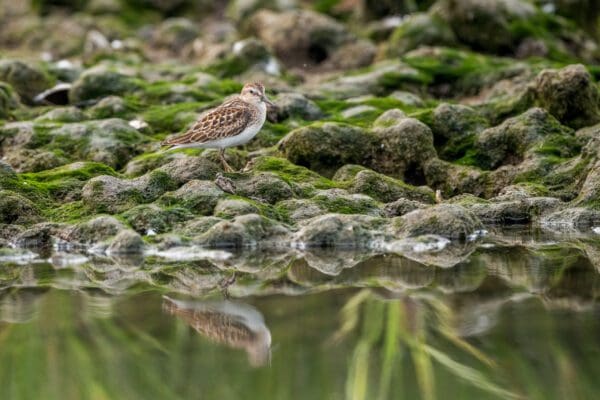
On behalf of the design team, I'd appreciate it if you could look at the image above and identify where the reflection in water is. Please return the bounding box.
[163,296,271,367]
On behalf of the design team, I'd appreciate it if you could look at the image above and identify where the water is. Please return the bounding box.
[0,227,600,399]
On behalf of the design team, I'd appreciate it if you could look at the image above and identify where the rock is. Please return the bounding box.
[475,108,574,170]
[541,207,600,230]
[178,216,223,236]
[387,13,457,56]
[439,0,536,53]
[272,92,322,121]
[310,189,383,216]
[35,106,87,123]
[88,96,133,119]
[0,60,51,104]
[34,82,72,106]
[350,169,434,203]
[195,213,289,248]
[424,158,489,198]
[392,204,482,240]
[275,199,325,222]
[430,103,488,160]
[0,191,41,225]
[15,223,60,249]
[466,196,562,224]
[341,105,377,119]
[0,82,20,119]
[234,172,294,204]
[152,18,200,53]
[373,108,406,127]
[3,149,68,173]
[383,198,427,217]
[531,64,600,129]
[293,213,387,248]
[248,9,375,70]
[372,117,437,182]
[576,160,600,205]
[389,91,424,107]
[122,204,193,235]
[213,199,260,219]
[279,122,376,177]
[158,180,225,215]
[106,229,144,254]
[61,216,124,244]
[69,68,140,103]
[82,170,178,213]
[157,156,220,184]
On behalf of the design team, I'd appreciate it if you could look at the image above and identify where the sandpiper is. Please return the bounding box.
[161,82,274,172]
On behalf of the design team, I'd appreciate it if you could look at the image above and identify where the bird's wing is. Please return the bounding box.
[161,101,253,147]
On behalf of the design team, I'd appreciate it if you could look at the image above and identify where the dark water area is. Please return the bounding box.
[1,228,600,400]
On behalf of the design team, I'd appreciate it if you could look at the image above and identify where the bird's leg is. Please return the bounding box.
[219,148,235,172]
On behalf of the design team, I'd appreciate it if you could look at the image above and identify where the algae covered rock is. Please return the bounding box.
[234,172,294,204]
[106,229,144,254]
[392,204,482,240]
[476,108,574,170]
[294,213,387,248]
[69,68,140,103]
[430,103,488,160]
[0,82,20,119]
[123,204,192,235]
[279,122,376,177]
[349,169,434,203]
[158,180,225,215]
[152,18,200,53]
[213,199,260,219]
[372,117,436,182]
[195,213,289,248]
[0,190,41,225]
[0,60,51,104]
[532,64,600,129]
[272,92,322,121]
[387,13,457,56]
[310,189,383,216]
[61,215,124,244]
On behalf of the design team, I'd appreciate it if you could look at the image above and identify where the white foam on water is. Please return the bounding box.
[0,250,39,265]
[593,227,600,235]
[146,246,232,261]
[468,229,488,241]
[385,235,451,254]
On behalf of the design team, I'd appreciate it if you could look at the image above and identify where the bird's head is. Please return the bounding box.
[240,82,274,107]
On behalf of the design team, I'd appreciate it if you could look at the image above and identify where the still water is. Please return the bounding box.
[0,227,599,400]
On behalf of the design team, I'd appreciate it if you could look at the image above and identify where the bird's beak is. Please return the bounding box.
[262,95,275,107]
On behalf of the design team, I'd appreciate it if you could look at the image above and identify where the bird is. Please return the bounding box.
[161,82,274,172]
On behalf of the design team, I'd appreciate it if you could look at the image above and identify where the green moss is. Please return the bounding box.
[143,102,208,134]
[45,201,94,223]
[21,162,116,183]
[311,193,381,215]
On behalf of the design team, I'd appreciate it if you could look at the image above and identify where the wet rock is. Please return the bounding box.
[158,180,225,215]
[33,83,72,106]
[372,117,437,182]
[279,122,376,178]
[234,172,294,204]
[350,169,434,203]
[387,13,457,56]
[272,92,322,121]
[0,82,20,119]
[392,204,482,240]
[106,229,144,254]
[0,191,41,225]
[541,207,600,230]
[311,189,383,216]
[60,216,124,243]
[466,196,562,225]
[248,9,375,70]
[69,68,140,103]
[3,149,68,173]
[122,204,193,235]
[15,223,60,250]
[373,109,406,127]
[431,103,488,160]
[424,158,488,198]
[531,64,600,129]
[178,216,223,236]
[213,199,260,219]
[476,108,574,170]
[195,213,289,248]
[383,198,427,217]
[0,60,51,104]
[576,160,600,205]
[341,105,377,119]
[294,213,388,249]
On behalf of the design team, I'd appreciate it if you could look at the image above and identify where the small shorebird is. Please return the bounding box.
[161,82,274,172]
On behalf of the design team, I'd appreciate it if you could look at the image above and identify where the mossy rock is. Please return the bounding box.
[69,69,140,103]
[233,172,295,204]
[392,204,482,240]
[387,12,457,56]
[158,180,225,215]
[310,189,383,216]
[195,213,289,248]
[0,60,52,104]
[349,169,435,203]
[213,198,261,219]
[279,122,377,178]
[0,190,42,225]
[122,204,193,235]
[0,82,20,119]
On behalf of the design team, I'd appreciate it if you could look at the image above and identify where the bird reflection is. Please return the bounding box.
[162,296,271,367]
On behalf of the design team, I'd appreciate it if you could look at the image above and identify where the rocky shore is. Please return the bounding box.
[1,0,599,265]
